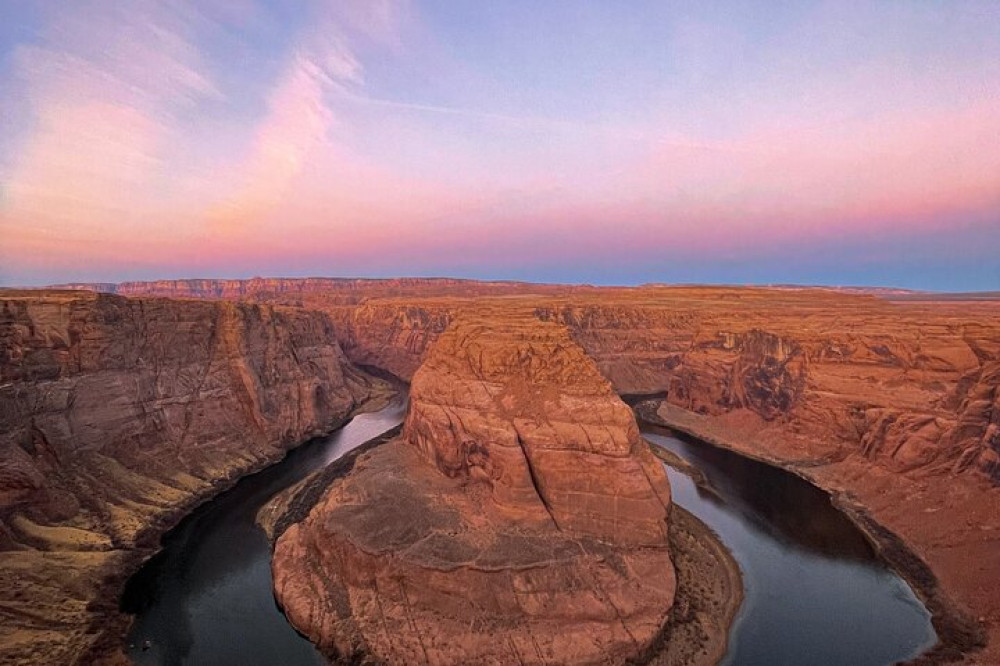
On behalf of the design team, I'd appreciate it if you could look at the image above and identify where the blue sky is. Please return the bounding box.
[1,0,998,289]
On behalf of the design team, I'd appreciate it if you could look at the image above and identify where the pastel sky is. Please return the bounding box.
[1,1,998,289]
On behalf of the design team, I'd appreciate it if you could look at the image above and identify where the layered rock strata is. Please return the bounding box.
[538,290,1000,484]
[23,279,1000,662]
[0,290,385,664]
[51,277,574,302]
[271,311,676,665]
[159,280,994,486]
[281,286,998,485]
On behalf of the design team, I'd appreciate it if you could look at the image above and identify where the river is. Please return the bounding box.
[644,424,935,665]
[120,397,935,665]
[120,395,409,666]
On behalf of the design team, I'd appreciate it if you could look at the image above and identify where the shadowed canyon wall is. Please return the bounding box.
[0,290,385,664]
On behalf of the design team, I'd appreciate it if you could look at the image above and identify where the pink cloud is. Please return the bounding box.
[200,1,413,238]
[1,0,221,259]
[205,55,340,233]
[2,0,997,286]
[4,102,164,231]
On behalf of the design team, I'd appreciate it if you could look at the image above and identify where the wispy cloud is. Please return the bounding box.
[206,53,346,231]
[1,0,219,248]
[203,1,400,235]
[1,0,997,289]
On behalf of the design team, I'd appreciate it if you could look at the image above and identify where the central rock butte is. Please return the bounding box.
[271,310,677,665]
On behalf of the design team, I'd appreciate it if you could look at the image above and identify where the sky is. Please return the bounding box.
[0,1,998,290]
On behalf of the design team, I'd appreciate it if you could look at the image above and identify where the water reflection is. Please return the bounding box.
[645,424,874,562]
[119,395,933,666]
[644,426,935,666]
[120,395,408,666]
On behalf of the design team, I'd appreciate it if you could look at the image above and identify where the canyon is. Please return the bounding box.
[1,279,998,664]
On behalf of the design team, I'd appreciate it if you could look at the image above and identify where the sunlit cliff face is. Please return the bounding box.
[1,1,998,289]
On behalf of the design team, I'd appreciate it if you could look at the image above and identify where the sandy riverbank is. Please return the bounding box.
[644,506,744,666]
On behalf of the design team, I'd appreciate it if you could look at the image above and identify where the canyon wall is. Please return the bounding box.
[19,279,1000,662]
[51,277,574,303]
[538,290,1000,484]
[289,287,998,485]
[0,290,385,665]
[271,310,676,665]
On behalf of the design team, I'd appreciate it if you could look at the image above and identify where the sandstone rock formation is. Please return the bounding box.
[51,276,574,302]
[276,285,998,485]
[271,310,676,665]
[18,278,1000,663]
[0,290,386,664]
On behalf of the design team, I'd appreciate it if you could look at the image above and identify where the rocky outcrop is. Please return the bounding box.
[0,290,386,665]
[538,291,1000,481]
[329,300,455,380]
[950,359,1000,482]
[271,310,676,665]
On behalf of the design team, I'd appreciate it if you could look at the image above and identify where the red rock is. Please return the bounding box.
[11,279,1000,663]
[272,309,675,665]
[0,290,384,664]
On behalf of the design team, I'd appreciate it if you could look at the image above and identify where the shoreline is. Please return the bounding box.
[633,400,986,665]
[257,423,404,544]
[639,505,744,666]
[74,389,946,666]
[79,388,398,665]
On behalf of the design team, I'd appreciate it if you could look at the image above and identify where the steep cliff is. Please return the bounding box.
[538,291,1000,482]
[271,310,676,665]
[0,290,386,665]
[328,299,455,380]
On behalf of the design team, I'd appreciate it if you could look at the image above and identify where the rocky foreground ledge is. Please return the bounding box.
[268,311,705,664]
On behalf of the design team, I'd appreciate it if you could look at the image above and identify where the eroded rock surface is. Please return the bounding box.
[272,310,675,665]
[184,282,995,487]
[0,290,385,665]
[24,279,1000,663]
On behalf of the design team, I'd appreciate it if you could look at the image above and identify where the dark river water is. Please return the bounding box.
[120,395,409,666]
[121,397,934,665]
[644,425,935,665]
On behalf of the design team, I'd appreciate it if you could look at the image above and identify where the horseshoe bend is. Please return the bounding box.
[0,281,997,665]
[269,310,678,664]
[3,4,1000,663]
